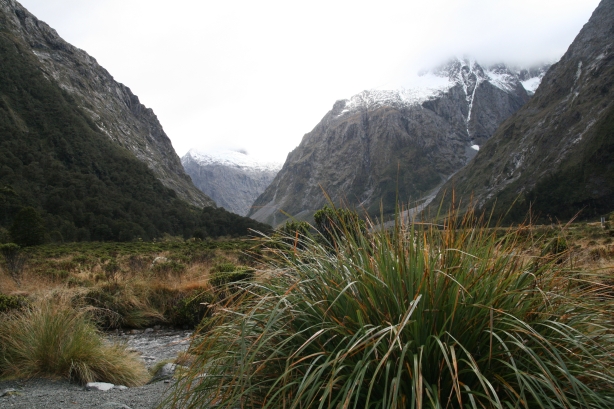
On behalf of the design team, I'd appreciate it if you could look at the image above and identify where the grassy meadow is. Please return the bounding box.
[166,209,614,409]
[2,212,614,406]
[0,236,264,384]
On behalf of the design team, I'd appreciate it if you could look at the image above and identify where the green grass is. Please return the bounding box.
[166,208,614,408]
[0,297,149,385]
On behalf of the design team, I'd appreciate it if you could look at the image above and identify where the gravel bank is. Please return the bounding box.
[0,378,172,408]
[0,328,192,409]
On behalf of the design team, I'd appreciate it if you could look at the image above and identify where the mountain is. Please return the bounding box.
[0,1,271,242]
[182,148,281,216]
[0,0,213,208]
[430,0,614,223]
[249,58,548,226]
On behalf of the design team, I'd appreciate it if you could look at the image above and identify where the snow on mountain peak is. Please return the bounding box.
[186,148,282,172]
[334,57,547,119]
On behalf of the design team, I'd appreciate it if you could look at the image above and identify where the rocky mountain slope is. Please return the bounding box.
[182,149,281,216]
[0,0,213,208]
[249,58,547,226]
[431,0,614,222]
[0,1,272,241]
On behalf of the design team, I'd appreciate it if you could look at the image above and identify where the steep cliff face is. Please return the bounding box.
[182,149,281,216]
[431,0,614,222]
[249,59,545,226]
[0,0,214,208]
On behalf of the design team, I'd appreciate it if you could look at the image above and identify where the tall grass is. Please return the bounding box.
[167,208,614,408]
[0,297,148,385]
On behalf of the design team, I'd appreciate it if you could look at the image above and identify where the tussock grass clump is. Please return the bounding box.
[167,208,614,408]
[82,282,165,329]
[0,298,148,385]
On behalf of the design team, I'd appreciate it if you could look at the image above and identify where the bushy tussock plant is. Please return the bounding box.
[82,282,165,329]
[0,298,148,385]
[167,208,614,408]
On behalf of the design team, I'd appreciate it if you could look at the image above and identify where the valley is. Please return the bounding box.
[1,0,613,407]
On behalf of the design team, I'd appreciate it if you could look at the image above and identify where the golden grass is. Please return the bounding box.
[0,296,149,385]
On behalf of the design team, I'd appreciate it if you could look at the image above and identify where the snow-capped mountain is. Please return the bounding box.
[336,58,549,144]
[182,148,282,216]
[431,0,614,222]
[516,65,551,95]
[249,58,548,226]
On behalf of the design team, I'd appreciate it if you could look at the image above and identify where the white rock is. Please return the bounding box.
[1,388,18,397]
[85,382,115,392]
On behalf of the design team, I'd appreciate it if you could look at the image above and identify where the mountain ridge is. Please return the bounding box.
[0,1,273,242]
[0,0,214,208]
[249,58,547,226]
[182,148,281,217]
[429,0,614,222]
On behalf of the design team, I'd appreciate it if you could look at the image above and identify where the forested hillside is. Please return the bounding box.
[0,29,270,243]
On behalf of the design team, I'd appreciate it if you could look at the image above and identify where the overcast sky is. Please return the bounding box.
[18,0,600,163]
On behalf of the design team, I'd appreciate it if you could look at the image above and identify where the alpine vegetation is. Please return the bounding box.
[167,207,614,408]
[0,297,148,386]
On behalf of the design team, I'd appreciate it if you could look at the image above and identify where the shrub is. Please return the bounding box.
[189,249,216,264]
[152,260,187,280]
[210,262,237,273]
[0,227,10,244]
[167,208,614,409]
[83,283,164,329]
[314,205,366,247]
[271,220,313,250]
[9,207,46,247]
[126,254,150,273]
[72,254,95,267]
[0,293,29,313]
[171,290,215,329]
[0,243,27,286]
[540,234,569,262]
[209,268,255,288]
[0,299,148,385]
[103,258,121,281]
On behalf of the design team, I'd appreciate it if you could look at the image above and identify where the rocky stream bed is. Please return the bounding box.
[0,328,192,409]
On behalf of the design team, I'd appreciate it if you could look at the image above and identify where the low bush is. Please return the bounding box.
[188,249,216,264]
[82,283,164,329]
[0,227,10,244]
[152,260,187,280]
[541,234,569,257]
[210,261,237,273]
[126,254,150,274]
[314,205,367,248]
[0,243,27,286]
[0,299,148,385]
[167,208,614,409]
[0,293,29,313]
[209,268,255,288]
[170,289,215,329]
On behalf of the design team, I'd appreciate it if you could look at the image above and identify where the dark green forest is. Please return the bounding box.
[0,30,271,244]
